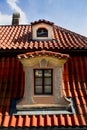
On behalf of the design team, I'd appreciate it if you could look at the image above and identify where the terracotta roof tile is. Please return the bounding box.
[0,23,87,51]
[17,115,23,127]
[52,115,58,126]
[38,115,44,127]
[65,115,72,126]
[45,115,52,126]
[0,20,87,128]
[59,115,65,126]
[78,115,87,126]
[0,115,87,128]
[72,114,79,126]
[10,115,16,127]
[0,56,86,128]
[31,115,37,127]
[31,19,54,25]
[2,115,10,127]
[17,50,69,59]
[23,115,31,127]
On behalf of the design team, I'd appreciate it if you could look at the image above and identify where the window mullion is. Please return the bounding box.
[42,70,44,94]
[51,70,52,94]
[34,69,52,95]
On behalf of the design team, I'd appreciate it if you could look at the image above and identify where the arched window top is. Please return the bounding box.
[37,28,48,37]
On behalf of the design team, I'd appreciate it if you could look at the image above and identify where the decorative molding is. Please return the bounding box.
[19,56,67,67]
[40,59,47,68]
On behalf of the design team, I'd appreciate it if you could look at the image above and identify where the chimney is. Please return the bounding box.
[12,12,20,25]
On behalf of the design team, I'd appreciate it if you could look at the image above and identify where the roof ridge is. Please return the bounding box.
[0,24,31,27]
[31,19,54,25]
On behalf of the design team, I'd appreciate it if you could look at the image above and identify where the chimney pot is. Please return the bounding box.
[12,12,20,25]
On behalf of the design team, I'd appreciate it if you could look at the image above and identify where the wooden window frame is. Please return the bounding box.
[34,69,53,95]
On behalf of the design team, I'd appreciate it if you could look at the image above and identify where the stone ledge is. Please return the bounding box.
[16,103,70,110]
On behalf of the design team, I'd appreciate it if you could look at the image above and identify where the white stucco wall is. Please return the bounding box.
[32,23,53,40]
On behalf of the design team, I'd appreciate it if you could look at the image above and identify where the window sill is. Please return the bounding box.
[10,98,76,115]
[33,95,53,97]
[15,103,75,115]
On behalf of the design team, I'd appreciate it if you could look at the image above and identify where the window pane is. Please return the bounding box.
[44,70,51,77]
[44,77,51,85]
[34,69,53,95]
[44,86,52,93]
[35,78,42,86]
[37,28,48,37]
[35,70,42,77]
[35,86,42,94]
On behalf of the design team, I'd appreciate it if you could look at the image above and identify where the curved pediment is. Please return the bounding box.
[17,50,69,67]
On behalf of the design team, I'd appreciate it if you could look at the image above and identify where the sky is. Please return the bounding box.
[0,0,87,36]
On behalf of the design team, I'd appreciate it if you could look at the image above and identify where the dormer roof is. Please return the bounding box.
[31,19,54,25]
[17,50,69,59]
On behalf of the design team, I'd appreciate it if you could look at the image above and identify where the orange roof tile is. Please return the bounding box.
[0,20,87,128]
[0,56,86,128]
[0,23,87,51]
[31,19,54,25]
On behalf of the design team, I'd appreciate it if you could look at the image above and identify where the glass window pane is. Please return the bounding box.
[37,28,48,37]
[35,70,42,77]
[35,86,42,94]
[35,78,42,86]
[34,69,53,95]
[44,77,51,85]
[44,70,51,77]
[44,86,51,93]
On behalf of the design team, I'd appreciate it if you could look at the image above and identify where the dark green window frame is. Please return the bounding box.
[34,69,53,95]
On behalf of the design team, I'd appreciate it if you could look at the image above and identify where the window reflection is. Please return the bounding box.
[34,69,53,95]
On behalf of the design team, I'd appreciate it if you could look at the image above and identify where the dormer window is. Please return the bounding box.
[31,19,54,40]
[16,51,71,111]
[10,51,76,115]
[37,28,48,37]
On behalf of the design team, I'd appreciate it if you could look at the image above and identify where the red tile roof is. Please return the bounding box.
[0,24,87,51]
[0,20,87,128]
[0,56,87,128]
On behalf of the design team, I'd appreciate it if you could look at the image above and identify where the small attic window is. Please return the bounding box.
[37,28,48,37]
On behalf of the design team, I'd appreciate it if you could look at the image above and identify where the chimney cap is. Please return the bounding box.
[12,12,20,18]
